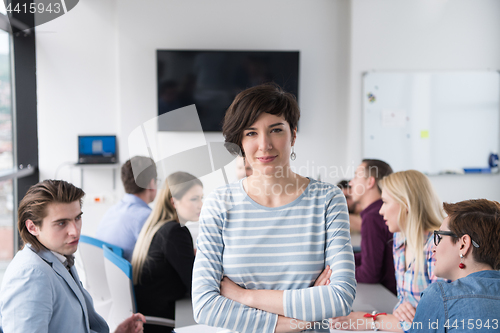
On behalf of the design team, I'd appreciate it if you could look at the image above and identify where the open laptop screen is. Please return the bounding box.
[78,135,117,164]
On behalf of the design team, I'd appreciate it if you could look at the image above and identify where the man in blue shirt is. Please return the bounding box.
[96,156,157,261]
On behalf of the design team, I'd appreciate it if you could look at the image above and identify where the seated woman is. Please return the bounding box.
[332,170,444,332]
[192,83,356,333]
[131,172,203,333]
[410,199,500,332]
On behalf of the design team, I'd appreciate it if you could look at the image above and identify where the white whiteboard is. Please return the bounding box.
[363,71,500,175]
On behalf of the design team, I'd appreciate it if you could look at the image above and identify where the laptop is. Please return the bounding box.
[77,135,117,164]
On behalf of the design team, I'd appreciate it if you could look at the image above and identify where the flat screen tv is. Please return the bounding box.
[157,50,300,132]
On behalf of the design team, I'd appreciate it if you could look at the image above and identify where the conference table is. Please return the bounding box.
[175,283,398,333]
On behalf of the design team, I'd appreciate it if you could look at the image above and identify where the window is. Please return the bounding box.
[0,2,38,283]
[0,19,14,268]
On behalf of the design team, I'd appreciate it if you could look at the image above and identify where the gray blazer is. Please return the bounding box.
[0,245,109,333]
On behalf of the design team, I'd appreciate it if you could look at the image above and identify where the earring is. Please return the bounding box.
[459,253,466,269]
[290,146,296,161]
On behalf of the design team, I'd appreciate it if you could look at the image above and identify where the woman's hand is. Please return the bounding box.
[313,265,331,286]
[393,301,416,323]
[330,311,370,331]
[220,276,248,304]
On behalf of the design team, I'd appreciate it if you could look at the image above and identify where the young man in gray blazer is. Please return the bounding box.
[0,180,145,333]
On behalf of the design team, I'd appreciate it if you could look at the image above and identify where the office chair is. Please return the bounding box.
[75,235,124,321]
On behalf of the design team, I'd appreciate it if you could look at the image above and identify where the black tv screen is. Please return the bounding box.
[157,50,300,132]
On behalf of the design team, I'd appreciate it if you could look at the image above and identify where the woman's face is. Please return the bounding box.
[379,190,402,233]
[172,184,204,223]
[433,217,461,281]
[241,113,296,177]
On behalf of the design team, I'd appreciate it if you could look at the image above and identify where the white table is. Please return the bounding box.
[352,283,397,313]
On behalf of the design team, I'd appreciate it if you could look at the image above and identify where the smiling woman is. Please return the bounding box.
[192,83,356,333]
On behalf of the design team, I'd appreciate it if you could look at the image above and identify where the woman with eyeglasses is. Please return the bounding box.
[409,199,500,332]
[332,170,444,332]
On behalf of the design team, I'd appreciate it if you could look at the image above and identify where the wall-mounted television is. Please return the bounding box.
[157,50,300,132]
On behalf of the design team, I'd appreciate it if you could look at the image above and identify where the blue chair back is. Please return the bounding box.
[80,235,124,257]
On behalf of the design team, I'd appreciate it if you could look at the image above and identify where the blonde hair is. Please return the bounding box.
[131,172,202,284]
[379,170,443,278]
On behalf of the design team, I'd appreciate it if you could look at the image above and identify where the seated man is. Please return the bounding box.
[96,156,157,261]
[0,179,145,333]
[349,159,396,295]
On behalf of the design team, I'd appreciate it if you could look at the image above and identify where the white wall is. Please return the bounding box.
[349,0,500,202]
[36,0,500,235]
[36,0,120,235]
[36,0,351,234]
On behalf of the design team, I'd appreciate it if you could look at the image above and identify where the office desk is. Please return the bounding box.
[352,283,397,313]
[175,283,398,332]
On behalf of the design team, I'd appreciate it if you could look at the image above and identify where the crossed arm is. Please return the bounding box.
[191,189,356,333]
[220,266,333,332]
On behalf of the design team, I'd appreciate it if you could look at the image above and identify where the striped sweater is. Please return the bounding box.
[192,178,356,333]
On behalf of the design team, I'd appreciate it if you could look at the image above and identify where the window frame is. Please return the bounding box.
[0,3,38,252]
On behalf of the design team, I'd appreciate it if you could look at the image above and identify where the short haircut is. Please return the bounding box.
[222,83,300,157]
[361,159,393,194]
[121,156,157,194]
[444,199,500,270]
[18,180,85,252]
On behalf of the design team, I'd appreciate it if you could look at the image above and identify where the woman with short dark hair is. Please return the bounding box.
[192,83,356,333]
[409,199,500,333]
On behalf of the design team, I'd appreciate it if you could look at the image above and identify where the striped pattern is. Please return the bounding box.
[192,179,356,333]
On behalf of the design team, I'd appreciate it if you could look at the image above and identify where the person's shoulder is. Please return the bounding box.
[157,220,181,234]
[360,203,384,223]
[420,280,446,301]
[203,180,244,209]
[2,247,53,285]
[307,178,342,199]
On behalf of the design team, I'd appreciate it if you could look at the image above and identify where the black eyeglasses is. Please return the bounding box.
[434,230,457,246]
[434,230,480,248]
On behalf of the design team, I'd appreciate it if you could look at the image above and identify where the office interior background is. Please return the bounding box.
[1,0,500,283]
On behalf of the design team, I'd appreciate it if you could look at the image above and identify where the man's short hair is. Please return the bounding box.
[121,156,157,194]
[18,180,85,252]
[337,180,350,190]
[444,199,500,270]
[362,159,393,194]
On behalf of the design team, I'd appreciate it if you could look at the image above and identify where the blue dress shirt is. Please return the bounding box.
[95,193,151,261]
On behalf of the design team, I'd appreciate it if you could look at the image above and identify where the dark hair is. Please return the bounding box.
[121,156,157,194]
[444,199,500,270]
[18,180,85,252]
[337,180,350,190]
[222,83,300,157]
[362,159,393,194]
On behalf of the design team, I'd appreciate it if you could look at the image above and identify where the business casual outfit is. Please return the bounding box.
[410,270,500,332]
[96,193,151,261]
[134,221,195,333]
[354,199,397,295]
[192,178,356,333]
[0,245,108,333]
